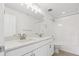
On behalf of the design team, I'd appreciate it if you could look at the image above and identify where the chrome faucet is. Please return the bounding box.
[35,33,43,37]
[18,33,26,40]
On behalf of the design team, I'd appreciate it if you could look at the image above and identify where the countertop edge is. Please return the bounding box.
[5,37,53,52]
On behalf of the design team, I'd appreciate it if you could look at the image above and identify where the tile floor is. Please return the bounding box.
[53,50,78,56]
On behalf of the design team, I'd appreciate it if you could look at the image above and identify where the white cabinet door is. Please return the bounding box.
[24,43,52,56]
[34,44,49,56]
[33,40,54,56]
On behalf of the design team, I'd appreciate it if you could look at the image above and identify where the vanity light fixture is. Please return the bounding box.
[20,3,43,14]
[26,3,33,9]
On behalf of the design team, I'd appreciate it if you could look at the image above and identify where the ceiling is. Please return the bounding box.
[5,3,79,20]
[37,3,79,19]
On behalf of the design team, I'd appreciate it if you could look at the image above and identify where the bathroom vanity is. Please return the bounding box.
[4,36,54,56]
[2,3,55,56]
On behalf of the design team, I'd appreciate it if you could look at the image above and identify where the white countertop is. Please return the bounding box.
[5,36,52,51]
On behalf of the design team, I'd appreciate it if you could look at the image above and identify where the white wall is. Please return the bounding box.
[55,14,79,55]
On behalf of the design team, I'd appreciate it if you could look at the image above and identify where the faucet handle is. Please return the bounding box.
[23,33,27,37]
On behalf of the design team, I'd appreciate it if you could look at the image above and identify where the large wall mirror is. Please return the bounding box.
[4,13,16,37]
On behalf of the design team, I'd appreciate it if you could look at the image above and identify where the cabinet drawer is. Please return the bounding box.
[6,44,36,56]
